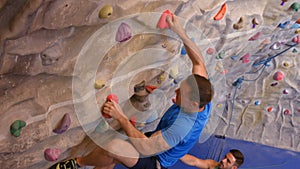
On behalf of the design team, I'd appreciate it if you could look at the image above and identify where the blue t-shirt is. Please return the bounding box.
[154,102,212,167]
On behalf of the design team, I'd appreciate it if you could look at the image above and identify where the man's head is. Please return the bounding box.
[175,74,213,111]
[219,149,244,169]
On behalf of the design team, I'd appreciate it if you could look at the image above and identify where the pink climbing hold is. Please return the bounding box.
[273,71,284,81]
[284,109,291,115]
[53,113,71,134]
[293,35,300,44]
[44,148,62,162]
[115,22,132,42]
[249,32,262,41]
[157,9,172,29]
[240,53,250,63]
[206,48,214,55]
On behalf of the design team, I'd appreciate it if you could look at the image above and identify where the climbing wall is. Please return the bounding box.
[0,0,300,168]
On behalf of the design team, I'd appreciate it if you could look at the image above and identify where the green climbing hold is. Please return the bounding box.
[291,2,300,12]
[10,120,26,137]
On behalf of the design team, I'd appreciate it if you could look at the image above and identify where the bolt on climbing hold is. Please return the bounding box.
[10,120,26,137]
[98,5,113,18]
[271,82,278,86]
[94,79,106,89]
[283,89,289,94]
[295,29,300,34]
[240,53,250,63]
[267,107,273,112]
[249,32,262,41]
[216,51,225,59]
[254,101,260,106]
[181,46,187,55]
[102,94,119,118]
[233,16,245,30]
[157,9,172,29]
[278,20,290,29]
[252,18,259,28]
[273,71,284,81]
[53,113,71,134]
[291,23,300,29]
[281,0,288,6]
[270,42,281,50]
[115,22,132,42]
[214,3,227,20]
[230,55,238,60]
[283,109,291,115]
[292,48,298,53]
[291,2,300,12]
[44,148,62,162]
[206,48,214,55]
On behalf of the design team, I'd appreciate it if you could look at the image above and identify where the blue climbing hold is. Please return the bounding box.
[291,23,300,29]
[254,101,260,106]
[232,77,244,87]
[181,46,187,55]
[231,55,239,60]
[278,20,290,29]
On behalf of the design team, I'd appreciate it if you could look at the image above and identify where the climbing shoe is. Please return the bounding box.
[49,158,79,169]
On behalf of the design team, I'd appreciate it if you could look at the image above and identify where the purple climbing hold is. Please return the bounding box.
[249,32,262,41]
[271,82,278,86]
[273,71,284,81]
[281,0,288,6]
[53,113,71,134]
[240,53,250,63]
[115,22,132,42]
[283,89,289,94]
[44,148,62,162]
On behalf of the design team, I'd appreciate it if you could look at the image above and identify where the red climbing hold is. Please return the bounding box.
[157,9,172,29]
[206,48,214,55]
[214,3,227,20]
[267,107,273,112]
[102,94,119,118]
[284,109,291,115]
[273,71,284,81]
[240,53,250,63]
[145,85,157,93]
[130,115,137,127]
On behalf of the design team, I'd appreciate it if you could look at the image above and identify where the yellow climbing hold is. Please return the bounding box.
[295,29,300,34]
[94,79,106,89]
[99,5,113,18]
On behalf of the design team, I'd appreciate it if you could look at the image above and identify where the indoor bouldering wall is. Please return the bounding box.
[1,0,300,168]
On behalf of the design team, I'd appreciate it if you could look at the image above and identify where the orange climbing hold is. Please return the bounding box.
[145,85,157,93]
[267,107,273,112]
[214,3,227,20]
[157,9,172,29]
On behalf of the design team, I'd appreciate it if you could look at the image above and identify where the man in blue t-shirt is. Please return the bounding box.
[50,13,214,169]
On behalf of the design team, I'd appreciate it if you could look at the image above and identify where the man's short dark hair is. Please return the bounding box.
[186,74,214,108]
[230,149,244,167]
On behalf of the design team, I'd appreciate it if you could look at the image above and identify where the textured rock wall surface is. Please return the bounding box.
[1,0,300,168]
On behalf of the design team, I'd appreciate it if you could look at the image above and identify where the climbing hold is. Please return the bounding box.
[291,2,300,12]
[283,109,291,115]
[249,32,262,41]
[270,42,281,50]
[102,94,119,118]
[283,89,289,94]
[44,148,62,162]
[283,61,290,67]
[145,85,157,93]
[297,18,300,24]
[270,82,278,86]
[230,55,238,60]
[217,103,223,108]
[159,75,166,82]
[233,16,244,30]
[278,20,290,29]
[216,51,225,59]
[157,9,172,29]
[115,22,132,42]
[291,23,300,29]
[172,98,176,103]
[295,29,300,34]
[53,113,71,134]
[252,18,259,28]
[95,118,109,133]
[254,101,260,106]
[170,65,179,78]
[181,46,187,55]
[240,53,250,63]
[281,0,288,6]
[293,35,300,43]
[214,3,227,20]
[94,79,106,89]
[206,48,214,55]
[267,107,273,112]
[10,120,26,137]
[273,71,284,81]
[130,116,136,127]
[292,48,298,53]
[98,5,113,18]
